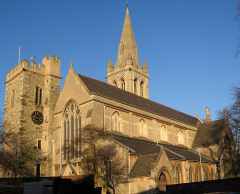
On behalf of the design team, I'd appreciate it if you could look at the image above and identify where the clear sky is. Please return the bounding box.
[0,0,239,121]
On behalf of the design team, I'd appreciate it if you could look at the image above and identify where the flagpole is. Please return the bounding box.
[18,46,21,64]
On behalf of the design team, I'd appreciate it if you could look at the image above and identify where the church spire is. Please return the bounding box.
[116,6,139,67]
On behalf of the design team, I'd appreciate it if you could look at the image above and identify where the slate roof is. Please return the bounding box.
[110,134,214,178]
[130,153,159,178]
[79,74,198,127]
[111,134,213,163]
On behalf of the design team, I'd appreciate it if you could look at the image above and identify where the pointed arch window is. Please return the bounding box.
[140,81,144,97]
[175,166,181,184]
[177,131,185,145]
[111,112,120,132]
[195,166,202,181]
[161,125,168,141]
[139,119,147,137]
[113,80,118,88]
[134,78,138,94]
[63,101,81,160]
[35,86,43,106]
[189,166,193,182]
[121,79,125,90]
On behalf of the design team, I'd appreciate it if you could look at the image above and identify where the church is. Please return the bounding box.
[3,6,226,194]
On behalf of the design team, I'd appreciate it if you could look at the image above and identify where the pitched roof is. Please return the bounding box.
[130,153,158,178]
[109,134,214,178]
[111,133,213,163]
[79,74,198,127]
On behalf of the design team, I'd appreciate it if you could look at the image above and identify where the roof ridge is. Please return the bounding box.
[79,74,198,119]
[78,74,198,126]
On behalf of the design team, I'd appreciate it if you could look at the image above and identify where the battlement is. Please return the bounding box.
[6,56,61,82]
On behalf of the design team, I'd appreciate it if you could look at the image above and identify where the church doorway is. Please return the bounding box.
[159,172,167,191]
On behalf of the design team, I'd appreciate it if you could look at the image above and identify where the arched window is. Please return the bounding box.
[175,166,181,184]
[113,80,118,88]
[177,131,185,145]
[140,81,144,97]
[195,166,202,181]
[161,125,168,141]
[121,79,125,90]
[139,119,146,137]
[134,78,138,94]
[210,168,214,180]
[111,112,120,132]
[189,166,193,182]
[203,167,209,181]
[63,101,81,160]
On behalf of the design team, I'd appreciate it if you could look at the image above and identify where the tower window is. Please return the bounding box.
[121,79,125,90]
[11,89,15,108]
[140,81,144,97]
[134,78,137,94]
[35,87,43,106]
[37,140,41,150]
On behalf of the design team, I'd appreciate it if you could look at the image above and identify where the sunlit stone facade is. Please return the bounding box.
[3,6,220,194]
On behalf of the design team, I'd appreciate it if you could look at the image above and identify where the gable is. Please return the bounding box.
[55,67,91,113]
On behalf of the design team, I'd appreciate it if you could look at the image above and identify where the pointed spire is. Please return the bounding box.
[116,6,139,67]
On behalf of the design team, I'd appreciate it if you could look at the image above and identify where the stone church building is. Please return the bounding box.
[3,7,226,194]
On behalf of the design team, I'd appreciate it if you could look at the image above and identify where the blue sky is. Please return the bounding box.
[0,0,239,121]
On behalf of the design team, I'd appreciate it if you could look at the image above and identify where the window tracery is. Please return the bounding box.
[63,101,81,160]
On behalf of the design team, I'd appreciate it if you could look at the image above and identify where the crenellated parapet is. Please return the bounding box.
[6,56,61,82]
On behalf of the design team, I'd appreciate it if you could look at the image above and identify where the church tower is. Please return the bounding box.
[3,56,61,176]
[107,7,149,98]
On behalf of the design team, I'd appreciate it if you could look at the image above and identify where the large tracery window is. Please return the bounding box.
[111,112,120,132]
[63,101,81,161]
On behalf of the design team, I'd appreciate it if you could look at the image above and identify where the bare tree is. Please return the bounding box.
[219,87,240,177]
[0,126,43,177]
[79,126,125,194]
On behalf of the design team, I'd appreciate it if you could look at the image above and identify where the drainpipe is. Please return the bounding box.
[128,150,131,194]
[103,105,105,132]
[60,132,63,176]
[198,150,203,181]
